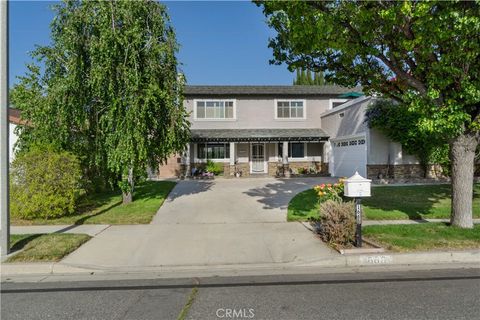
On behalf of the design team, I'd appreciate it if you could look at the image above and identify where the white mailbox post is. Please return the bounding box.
[344,171,371,247]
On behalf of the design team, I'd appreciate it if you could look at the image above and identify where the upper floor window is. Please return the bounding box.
[195,100,235,120]
[275,100,306,119]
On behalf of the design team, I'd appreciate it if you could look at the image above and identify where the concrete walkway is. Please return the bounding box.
[61,177,339,269]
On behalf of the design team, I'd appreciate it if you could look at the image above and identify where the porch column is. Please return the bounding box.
[282,141,289,164]
[229,142,235,177]
[229,142,235,166]
[282,141,290,178]
[185,143,191,177]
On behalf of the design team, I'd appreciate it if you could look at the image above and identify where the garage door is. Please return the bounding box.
[332,137,367,177]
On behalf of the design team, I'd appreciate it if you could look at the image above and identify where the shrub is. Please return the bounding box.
[318,200,355,246]
[10,147,83,219]
[206,160,224,175]
[298,167,307,174]
[313,178,345,202]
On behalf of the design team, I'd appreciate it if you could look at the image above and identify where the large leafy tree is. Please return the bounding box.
[257,1,480,228]
[11,0,190,203]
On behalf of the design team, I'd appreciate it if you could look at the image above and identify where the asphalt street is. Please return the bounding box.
[2,268,479,320]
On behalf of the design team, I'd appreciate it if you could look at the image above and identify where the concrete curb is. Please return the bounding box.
[2,249,479,278]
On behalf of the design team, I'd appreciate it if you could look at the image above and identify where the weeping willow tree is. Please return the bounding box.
[11,0,190,203]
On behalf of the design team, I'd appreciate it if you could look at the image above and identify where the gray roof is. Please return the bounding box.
[190,128,329,142]
[184,85,362,96]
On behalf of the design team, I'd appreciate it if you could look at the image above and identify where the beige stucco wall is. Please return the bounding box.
[320,97,371,138]
[367,129,419,165]
[184,97,330,129]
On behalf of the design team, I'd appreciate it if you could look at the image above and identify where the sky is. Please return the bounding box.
[8,0,294,88]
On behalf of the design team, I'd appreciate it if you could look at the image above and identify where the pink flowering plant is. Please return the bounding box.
[313,178,345,203]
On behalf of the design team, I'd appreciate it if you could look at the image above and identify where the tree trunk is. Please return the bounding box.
[450,132,478,228]
[122,191,132,204]
[122,167,134,204]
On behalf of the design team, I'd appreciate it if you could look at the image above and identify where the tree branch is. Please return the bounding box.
[376,53,427,95]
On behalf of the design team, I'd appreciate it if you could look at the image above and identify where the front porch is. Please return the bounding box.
[184,129,330,178]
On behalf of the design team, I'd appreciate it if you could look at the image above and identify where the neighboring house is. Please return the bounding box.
[8,108,23,162]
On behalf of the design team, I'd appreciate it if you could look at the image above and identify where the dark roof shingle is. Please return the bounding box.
[184,85,362,96]
[190,128,329,142]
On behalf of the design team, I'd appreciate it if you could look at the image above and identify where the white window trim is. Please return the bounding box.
[274,99,307,120]
[276,142,308,161]
[329,99,348,110]
[193,99,237,121]
[194,143,231,162]
[289,142,308,161]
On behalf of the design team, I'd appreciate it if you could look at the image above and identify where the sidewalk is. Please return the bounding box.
[4,219,479,280]
[10,219,479,236]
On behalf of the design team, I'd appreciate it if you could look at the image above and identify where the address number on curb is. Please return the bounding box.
[360,255,393,265]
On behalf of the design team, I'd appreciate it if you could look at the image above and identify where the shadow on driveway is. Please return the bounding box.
[165,180,215,202]
[243,177,337,210]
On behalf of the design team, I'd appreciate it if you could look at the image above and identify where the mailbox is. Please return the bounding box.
[344,171,371,248]
[344,171,371,198]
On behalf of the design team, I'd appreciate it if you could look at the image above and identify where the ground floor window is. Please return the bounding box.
[197,143,230,160]
[278,143,305,158]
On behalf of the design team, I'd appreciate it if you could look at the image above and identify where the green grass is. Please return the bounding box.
[12,180,176,225]
[287,188,320,221]
[363,184,480,220]
[287,184,480,221]
[363,223,480,252]
[6,233,91,262]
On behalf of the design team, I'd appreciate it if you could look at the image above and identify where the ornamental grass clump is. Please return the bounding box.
[318,200,356,247]
[313,178,345,203]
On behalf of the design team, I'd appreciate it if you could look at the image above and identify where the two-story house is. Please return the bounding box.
[158,85,364,178]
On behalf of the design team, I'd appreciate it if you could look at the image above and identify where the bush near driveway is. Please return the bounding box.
[363,223,480,252]
[7,233,91,262]
[317,200,355,247]
[10,147,82,220]
[287,184,480,221]
[11,180,176,225]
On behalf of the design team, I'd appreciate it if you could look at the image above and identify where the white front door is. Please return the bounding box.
[251,143,265,173]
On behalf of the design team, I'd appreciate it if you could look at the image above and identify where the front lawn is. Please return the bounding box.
[287,188,320,221]
[287,184,480,221]
[7,233,91,262]
[363,184,480,220]
[363,223,480,252]
[11,180,176,225]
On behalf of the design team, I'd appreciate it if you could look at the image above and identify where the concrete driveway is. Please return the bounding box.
[62,177,338,270]
[152,177,336,224]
